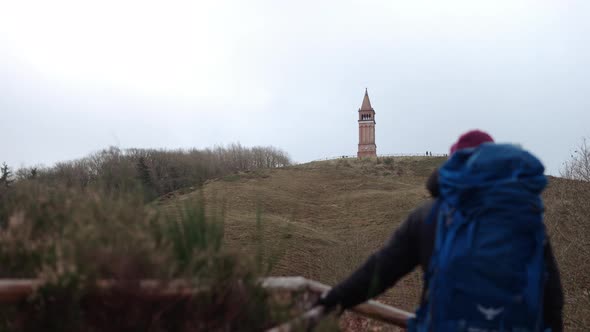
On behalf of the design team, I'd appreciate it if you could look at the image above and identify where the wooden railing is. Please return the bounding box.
[262,276,414,330]
[0,279,201,302]
[0,277,414,330]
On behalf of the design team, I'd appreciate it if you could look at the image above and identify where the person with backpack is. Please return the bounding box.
[315,130,564,331]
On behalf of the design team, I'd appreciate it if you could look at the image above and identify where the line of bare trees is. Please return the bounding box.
[2,143,291,201]
[560,137,590,182]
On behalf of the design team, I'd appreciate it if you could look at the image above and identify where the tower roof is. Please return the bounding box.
[360,88,373,111]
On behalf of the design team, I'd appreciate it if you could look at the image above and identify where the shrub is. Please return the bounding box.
[0,182,289,331]
[16,144,291,202]
[0,163,13,187]
[561,137,590,182]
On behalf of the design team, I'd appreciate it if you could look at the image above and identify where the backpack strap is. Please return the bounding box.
[424,200,443,278]
[425,199,441,225]
[407,202,441,331]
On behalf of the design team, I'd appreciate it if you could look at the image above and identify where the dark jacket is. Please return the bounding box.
[319,171,564,331]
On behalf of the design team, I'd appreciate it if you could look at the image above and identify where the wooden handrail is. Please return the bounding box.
[0,277,414,329]
[261,276,414,328]
[0,279,202,302]
[0,279,39,303]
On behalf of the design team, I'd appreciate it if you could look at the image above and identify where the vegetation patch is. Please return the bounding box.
[222,174,242,182]
[0,181,294,331]
[2,144,290,203]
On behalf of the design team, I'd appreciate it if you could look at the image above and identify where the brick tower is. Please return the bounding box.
[357,88,377,158]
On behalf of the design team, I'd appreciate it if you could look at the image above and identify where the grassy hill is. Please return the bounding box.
[165,156,590,331]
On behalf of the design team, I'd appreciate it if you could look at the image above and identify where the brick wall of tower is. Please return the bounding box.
[357,89,377,158]
[357,122,376,158]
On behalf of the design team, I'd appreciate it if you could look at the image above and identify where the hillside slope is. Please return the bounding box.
[168,157,590,330]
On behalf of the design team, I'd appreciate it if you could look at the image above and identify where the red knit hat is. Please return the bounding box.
[450,130,494,154]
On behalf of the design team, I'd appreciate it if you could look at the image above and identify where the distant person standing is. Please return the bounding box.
[316,130,563,332]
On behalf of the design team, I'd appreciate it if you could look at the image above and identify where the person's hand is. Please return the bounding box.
[303,305,326,330]
[265,306,327,332]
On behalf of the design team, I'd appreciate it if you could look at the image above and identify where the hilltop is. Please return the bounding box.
[166,156,590,330]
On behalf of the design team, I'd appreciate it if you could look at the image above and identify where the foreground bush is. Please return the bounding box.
[0,182,290,331]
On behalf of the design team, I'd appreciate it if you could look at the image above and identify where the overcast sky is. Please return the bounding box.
[1,0,589,174]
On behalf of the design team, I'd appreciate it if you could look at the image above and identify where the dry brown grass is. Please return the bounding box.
[174,157,440,313]
[171,156,590,331]
[543,177,590,331]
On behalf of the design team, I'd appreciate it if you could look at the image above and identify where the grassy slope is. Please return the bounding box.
[170,157,590,330]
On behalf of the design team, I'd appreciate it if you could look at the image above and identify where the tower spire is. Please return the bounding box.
[360,88,373,111]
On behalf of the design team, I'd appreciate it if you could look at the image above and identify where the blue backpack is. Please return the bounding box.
[408,143,549,332]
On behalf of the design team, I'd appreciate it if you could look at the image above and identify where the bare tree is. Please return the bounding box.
[0,163,13,187]
[9,144,291,197]
[16,166,40,180]
[561,137,590,182]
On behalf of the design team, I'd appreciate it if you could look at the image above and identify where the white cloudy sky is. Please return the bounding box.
[1,0,589,174]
